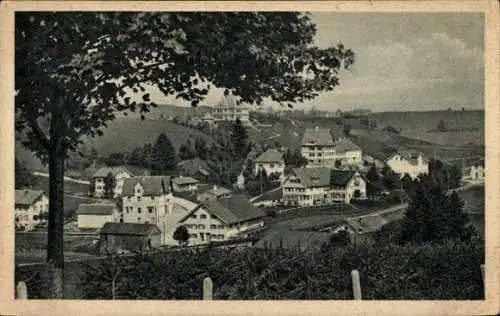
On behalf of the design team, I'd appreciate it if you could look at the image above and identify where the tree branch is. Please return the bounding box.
[25,115,50,150]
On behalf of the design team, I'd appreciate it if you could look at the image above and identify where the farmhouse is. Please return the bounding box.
[209,93,250,125]
[332,138,363,168]
[178,194,266,245]
[197,185,232,202]
[333,214,390,246]
[172,176,200,192]
[177,157,211,180]
[385,150,429,179]
[121,176,173,245]
[282,168,367,206]
[14,189,49,231]
[300,127,363,169]
[463,158,485,183]
[76,203,119,229]
[91,167,132,198]
[254,149,285,178]
[99,222,161,254]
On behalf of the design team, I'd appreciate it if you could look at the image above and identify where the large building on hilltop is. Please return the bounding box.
[209,94,250,124]
[282,167,367,206]
[300,127,363,169]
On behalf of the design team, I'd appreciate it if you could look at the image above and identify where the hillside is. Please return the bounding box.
[366,110,485,147]
[81,117,215,157]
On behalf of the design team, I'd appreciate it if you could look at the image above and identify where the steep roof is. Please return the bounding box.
[93,167,131,178]
[334,138,361,152]
[255,149,284,163]
[100,222,161,236]
[301,127,335,146]
[290,168,358,188]
[180,194,265,225]
[215,93,247,109]
[468,158,485,168]
[344,214,389,234]
[15,189,46,207]
[76,203,116,216]
[122,176,171,196]
[172,176,200,185]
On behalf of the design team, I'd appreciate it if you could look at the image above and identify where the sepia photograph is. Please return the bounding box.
[1,1,499,315]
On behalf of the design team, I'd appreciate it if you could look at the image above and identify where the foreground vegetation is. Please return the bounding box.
[16,236,484,300]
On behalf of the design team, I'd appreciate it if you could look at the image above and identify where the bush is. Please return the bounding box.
[48,238,485,300]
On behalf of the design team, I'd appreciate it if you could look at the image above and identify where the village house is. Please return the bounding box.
[209,94,250,125]
[99,222,162,254]
[332,212,400,246]
[76,203,120,229]
[14,189,49,231]
[254,149,286,178]
[300,127,363,169]
[121,176,173,243]
[90,167,132,198]
[197,185,232,202]
[282,167,367,206]
[172,176,200,192]
[463,158,485,183]
[177,157,212,181]
[332,138,363,168]
[385,150,429,179]
[178,194,266,245]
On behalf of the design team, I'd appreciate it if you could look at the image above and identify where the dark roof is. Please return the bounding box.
[334,138,361,152]
[177,158,211,176]
[344,214,389,234]
[301,127,335,146]
[180,194,265,225]
[467,158,485,168]
[172,176,200,185]
[254,229,330,252]
[255,149,284,163]
[289,168,358,188]
[100,222,161,236]
[15,189,46,207]
[122,176,171,196]
[76,203,117,216]
[251,187,283,203]
[93,167,131,178]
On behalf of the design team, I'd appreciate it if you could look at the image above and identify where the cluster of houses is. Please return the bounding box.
[14,123,485,252]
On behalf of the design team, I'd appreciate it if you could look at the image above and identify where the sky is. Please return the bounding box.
[142,12,484,113]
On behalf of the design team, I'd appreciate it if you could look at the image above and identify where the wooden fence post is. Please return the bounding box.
[16,281,28,300]
[351,270,362,300]
[203,277,213,300]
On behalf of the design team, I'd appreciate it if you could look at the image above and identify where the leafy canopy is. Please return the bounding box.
[15,12,355,161]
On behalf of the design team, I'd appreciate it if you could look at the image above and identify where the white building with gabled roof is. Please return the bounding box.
[210,93,250,124]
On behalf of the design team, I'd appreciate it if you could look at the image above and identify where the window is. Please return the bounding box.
[210,224,217,229]
[200,214,207,219]
[211,215,217,219]
[120,218,124,223]
[126,208,130,213]
[128,197,131,201]
[137,196,141,202]
[151,196,154,200]
[145,221,149,224]
[137,217,141,222]
[148,207,154,213]
[138,208,142,213]
[190,233,197,238]
[191,214,197,219]
[270,164,275,168]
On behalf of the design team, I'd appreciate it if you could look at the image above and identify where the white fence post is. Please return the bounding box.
[351,270,362,300]
[16,281,28,300]
[203,277,213,300]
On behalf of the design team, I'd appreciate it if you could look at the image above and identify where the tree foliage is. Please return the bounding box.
[103,172,116,199]
[151,133,178,174]
[15,159,37,189]
[173,225,190,247]
[15,12,355,297]
[230,118,250,159]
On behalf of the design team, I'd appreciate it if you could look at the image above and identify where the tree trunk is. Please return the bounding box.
[46,152,65,298]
